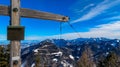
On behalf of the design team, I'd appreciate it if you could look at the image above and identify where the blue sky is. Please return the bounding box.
[0,0,120,40]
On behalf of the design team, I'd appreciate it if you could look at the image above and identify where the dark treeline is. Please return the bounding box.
[0,45,10,67]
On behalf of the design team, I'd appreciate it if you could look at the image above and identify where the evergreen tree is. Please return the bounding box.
[98,51,119,67]
[103,52,119,67]
[35,54,41,67]
[77,47,96,67]
[97,54,105,67]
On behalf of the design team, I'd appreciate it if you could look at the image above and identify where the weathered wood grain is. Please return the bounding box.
[0,5,69,22]
[0,5,9,16]
[10,0,21,67]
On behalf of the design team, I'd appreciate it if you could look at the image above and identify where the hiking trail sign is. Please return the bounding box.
[0,0,69,67]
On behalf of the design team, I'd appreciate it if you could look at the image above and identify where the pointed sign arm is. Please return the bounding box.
[0,5,69,22]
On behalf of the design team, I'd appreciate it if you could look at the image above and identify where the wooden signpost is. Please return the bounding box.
[0,0,69,67]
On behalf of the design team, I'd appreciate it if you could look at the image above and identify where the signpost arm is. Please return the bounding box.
[10,0,21,67]
[0,5,68,22]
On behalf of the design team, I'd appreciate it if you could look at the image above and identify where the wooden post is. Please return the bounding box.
[10,0,21,67]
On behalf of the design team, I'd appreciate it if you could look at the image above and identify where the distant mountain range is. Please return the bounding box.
[20,38,120,67]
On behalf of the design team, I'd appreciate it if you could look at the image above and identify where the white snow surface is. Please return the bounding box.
[34,49,39,53]
[51,51,63,56]
[53,58,58,62]
[69,55,74,60]
[42,45,48,48]
[117,40,119,42]
[31,63,35,67]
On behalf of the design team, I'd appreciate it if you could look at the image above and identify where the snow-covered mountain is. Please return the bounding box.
[22,40,75,67]
[21,38,120,67]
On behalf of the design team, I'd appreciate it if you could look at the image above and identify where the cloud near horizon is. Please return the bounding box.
[0,34,6,40]
[25,21,120,40]
[0,21,120,40]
